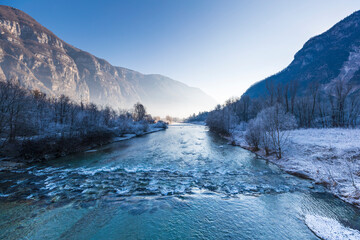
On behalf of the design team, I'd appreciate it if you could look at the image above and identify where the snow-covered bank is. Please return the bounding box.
[110,126,165,143]
[305,214,360,240]
[230,128,360,207]
[184,121,206,126]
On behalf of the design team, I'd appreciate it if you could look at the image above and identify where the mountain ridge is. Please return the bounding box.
[244,10,360,97]
[0,5,217,117]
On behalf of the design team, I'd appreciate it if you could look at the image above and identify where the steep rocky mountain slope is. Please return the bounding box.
[0,5,216,117]
[245,10,360,97]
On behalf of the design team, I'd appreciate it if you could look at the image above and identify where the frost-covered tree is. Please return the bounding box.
[245,119,261,151]
[165,115,173,123]
[244,104,298,158]
[0,80,30,142]
[327,80,360,127]
[133,102,146,121]
[0,81,162,160]
[206,104,229,134]
[256,104,297,159]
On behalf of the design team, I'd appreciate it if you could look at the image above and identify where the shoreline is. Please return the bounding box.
[111,127,166,144]
[232,140,357,206]
[227,128,360,208]
[0,127,166,171]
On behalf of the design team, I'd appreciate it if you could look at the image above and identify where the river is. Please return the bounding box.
[0,124,360,239]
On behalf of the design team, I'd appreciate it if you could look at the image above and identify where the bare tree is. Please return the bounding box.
[289,80,298,114]
[165,115,173,124]
[266,80,276,106]
[133,102,146,121]
[103,106,112,126]
[347,90,360,127]
[245,119,261,151]
[329,80,353,127]
[256,104,297,159]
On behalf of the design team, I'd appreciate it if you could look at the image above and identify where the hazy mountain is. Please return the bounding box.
[245,10,360,97]
[0,5,217,117]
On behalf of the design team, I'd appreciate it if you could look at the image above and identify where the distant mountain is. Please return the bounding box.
[0,5,217,117]
[245,10,360,97]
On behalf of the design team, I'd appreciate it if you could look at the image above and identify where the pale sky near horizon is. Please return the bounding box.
[3,0,360,103]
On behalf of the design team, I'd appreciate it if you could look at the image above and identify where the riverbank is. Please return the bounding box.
[184,121,206,126]
[0,124,167,170]
[229,128,360,207]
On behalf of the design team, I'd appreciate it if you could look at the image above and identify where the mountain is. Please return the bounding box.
[245,10,360,97]
[0,5,217,117]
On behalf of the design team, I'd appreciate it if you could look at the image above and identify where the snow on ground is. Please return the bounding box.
[186,121,206,126]
[305,214,360,240]
[230,128,360,207]
[112,134,137,142]
[112,127,165,142]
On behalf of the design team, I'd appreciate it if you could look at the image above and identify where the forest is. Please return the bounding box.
[203,79,360,158]
[0,80,167,161]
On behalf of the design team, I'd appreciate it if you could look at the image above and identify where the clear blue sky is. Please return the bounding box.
[3,0,360,102]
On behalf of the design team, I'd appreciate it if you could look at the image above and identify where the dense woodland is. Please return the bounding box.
[202,79,360,158]
[0,80,166,161]
[185,111,209,123]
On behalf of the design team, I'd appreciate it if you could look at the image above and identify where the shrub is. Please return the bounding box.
[153,120,168,129]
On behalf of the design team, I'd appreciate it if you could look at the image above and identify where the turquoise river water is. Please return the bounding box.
[1,124,360,239]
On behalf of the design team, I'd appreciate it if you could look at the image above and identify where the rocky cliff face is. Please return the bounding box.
[0,5,216,117]
[245,10,360,97]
